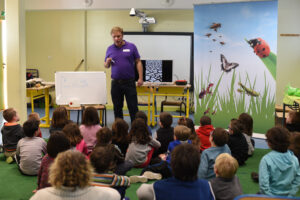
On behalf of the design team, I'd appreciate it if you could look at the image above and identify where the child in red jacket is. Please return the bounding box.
[196,116,214,152]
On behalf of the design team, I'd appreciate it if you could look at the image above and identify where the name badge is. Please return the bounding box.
[123,49,130,52]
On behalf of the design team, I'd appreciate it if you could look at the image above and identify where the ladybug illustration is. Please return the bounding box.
[248,38,270,58]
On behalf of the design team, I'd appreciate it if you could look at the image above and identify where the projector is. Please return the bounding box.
[139,17,156,24]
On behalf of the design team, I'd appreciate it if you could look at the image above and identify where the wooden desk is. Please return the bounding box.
[136,82,190,126]
[26,84,55,128]
[136,84,154,126]
[151,83,191,126]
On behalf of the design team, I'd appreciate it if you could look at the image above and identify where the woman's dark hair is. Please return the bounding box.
[171,143,200,182]
[51,107,69,128]
[47,131,70,158]
[129,118,151,145]
[289,132,300,158]
[230,119,243,135]
[81,107,100,126]
[96,127,112,147]
[23,119,40,137]
[112,118,129,144]
[62,123,83,147]
[90,146,113,173]
[266,127,290,153]
[238,113,253,136]
[288,110,300,124]
[211,128,229,146]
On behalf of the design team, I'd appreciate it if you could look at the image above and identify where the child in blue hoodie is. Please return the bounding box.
[259,127,300,197]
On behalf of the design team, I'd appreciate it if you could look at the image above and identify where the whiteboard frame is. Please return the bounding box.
[124,32,194,90]
[55,71,107,105]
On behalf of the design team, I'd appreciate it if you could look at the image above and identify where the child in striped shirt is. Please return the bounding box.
[90,146,130,199]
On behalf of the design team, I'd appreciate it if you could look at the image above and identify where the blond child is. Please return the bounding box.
[210,153,243,200]
[198,128,231,180]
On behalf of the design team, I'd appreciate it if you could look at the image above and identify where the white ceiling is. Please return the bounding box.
[24,0,266,10]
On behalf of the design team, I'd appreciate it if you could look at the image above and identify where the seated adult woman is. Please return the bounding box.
[30,150,120,200]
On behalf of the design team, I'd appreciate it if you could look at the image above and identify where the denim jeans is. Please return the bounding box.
[111,79,138,122]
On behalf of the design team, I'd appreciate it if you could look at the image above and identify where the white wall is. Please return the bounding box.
[22,0,300,105]
[276,0,300,104]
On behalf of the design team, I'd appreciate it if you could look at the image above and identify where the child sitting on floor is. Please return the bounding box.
[62,123,88,156]
[135,111,152,135]
[259,127,300,196]
[238,113,255,156]
[135,125,192,182]
[227,119,248,166]
[90,146,130,199]
[210,153,243,200]
[80,106,102,154]
[28,112,42,138]
[125,118,161,168]
[36,131,70,190]
[198,128,231,180]
[111,118,130,156]
[152,112,174,158]
[289,132,300,163]
[196,116,214,152]
[137,144,215,200]
[178,117,200,149]
[1,108,24,163]
[286,110,300,132]
[96,127,133,175]
[16,119,47,175]
[49,107,71,134]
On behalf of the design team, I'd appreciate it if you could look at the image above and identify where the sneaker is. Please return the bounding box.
[251,172,259,183]
[6,156,14,164]
[142,171,162,180]
[129,176,148,183]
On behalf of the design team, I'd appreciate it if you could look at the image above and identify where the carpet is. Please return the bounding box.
[0,149,299,200]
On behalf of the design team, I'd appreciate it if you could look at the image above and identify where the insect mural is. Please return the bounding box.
[220,54,239,73]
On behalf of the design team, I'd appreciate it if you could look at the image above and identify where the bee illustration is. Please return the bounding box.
[205,33,212,38]
[220,54,239,73]
[210,23,221,32]
[220,41,225,45]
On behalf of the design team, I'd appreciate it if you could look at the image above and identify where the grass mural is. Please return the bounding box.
[194,67,275,134]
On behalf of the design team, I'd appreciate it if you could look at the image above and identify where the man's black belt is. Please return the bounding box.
[112,78,135,84]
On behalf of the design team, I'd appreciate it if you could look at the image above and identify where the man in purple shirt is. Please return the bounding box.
[104,26,143,122]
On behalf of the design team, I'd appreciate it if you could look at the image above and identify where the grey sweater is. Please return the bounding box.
[210,176,243,200]
[125,137,161,166]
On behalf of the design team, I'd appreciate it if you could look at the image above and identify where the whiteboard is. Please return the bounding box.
[55,71,106,105]
[124,33,193,84]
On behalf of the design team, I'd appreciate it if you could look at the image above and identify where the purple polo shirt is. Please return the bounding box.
[105,40,140,80]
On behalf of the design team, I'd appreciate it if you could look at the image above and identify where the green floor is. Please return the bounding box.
[0,149,299,200]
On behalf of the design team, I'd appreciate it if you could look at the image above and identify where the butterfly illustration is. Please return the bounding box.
[220,54,239,72]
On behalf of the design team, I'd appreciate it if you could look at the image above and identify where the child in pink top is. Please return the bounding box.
[62,123,88,156]
[80,106,102,153]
